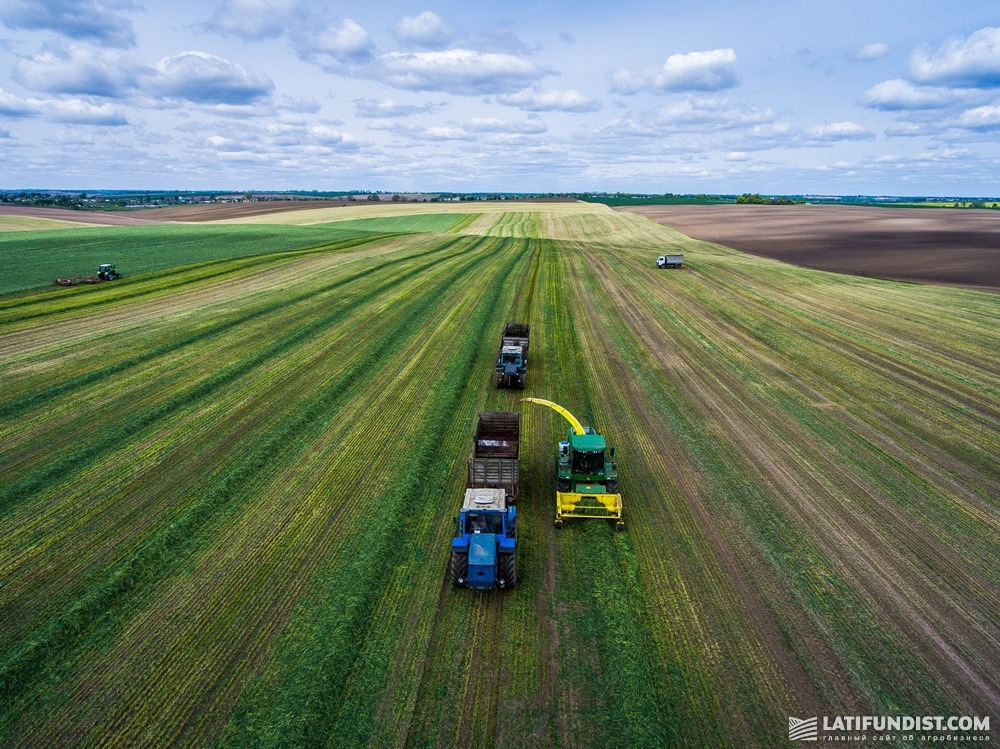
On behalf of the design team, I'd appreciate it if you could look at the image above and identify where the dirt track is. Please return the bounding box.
[622,204,1000,292]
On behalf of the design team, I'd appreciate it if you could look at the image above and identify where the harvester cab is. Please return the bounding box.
[522,398,624,530]
[97,263,122,281]
[451,488,517,589]
[558,428,619,494]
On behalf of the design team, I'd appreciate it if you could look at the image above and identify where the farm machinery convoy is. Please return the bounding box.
[450,327,625,590]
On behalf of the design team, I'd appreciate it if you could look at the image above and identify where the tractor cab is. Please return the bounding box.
[499,346,524,367]
[97,263,121,281]
[451,488,517,589]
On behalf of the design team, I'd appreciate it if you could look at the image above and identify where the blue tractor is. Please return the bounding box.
[450,488,517,589]
[494,323,530,389]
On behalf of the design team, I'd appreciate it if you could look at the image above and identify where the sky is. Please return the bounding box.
[1,0,999,195]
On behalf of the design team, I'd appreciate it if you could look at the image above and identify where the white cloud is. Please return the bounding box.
[309,124,355,145]
[651,97,774,130]
[957,105,1000,130]
[853,42,889,61]
[910,26,1000,88]
[860,79,961,110]
[0,86,36,116]
[298,18,374,66]
[380,49,546,95]
[209,0,299,40]
[12,46,138,97]
[806,121,875,142]
[393,11,451,48]
[355,98,441,118]
[0,0,135,47]
[424,125,468,140]
[0,86,126,124]
[465,117,546,135]
[497,88,601,113]
[46,98,127,125]
[611,48,739,94]
[150,52,273,106]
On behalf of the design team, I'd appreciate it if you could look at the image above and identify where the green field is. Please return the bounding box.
[1,203,997,747]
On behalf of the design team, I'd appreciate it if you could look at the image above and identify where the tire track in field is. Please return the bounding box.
[391,239,542,749]
[514,238,678,747]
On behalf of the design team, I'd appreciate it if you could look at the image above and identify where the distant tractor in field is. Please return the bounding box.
[522,398,624,530]
[657,254,684,269]
[451,412,521,589]
[54,263,123,286]
[97,263,122,280]
[495,322,530,389]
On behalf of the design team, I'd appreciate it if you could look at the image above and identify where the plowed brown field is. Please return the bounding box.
[622,204,1000,292]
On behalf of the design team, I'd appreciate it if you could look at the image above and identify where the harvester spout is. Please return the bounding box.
[521,398,586,435]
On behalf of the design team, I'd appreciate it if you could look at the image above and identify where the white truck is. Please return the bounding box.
[656,254,684,269]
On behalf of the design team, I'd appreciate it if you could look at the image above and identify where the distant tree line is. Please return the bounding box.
[736,193,804,205]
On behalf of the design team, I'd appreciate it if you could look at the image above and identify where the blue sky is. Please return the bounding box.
[1,0,999,195]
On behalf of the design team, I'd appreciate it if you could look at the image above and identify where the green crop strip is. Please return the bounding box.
[583,239,994,726]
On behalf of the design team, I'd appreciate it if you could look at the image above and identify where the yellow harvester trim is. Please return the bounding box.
[556,491,622,521]
[521,398,586,435]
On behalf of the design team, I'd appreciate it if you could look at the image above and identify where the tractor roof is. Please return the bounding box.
[462,487,507,511]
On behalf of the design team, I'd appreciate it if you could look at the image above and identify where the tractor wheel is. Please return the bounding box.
[494,372,504,388]
[450,551,468,586]
[606,479,619,493]
[557,478,571,492]
[499,553,516,589]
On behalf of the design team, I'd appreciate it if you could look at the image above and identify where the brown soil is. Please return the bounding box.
[622,204,1000,292]
[0,205,163,226]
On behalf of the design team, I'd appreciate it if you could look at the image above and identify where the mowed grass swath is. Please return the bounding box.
[0,203,997,748]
